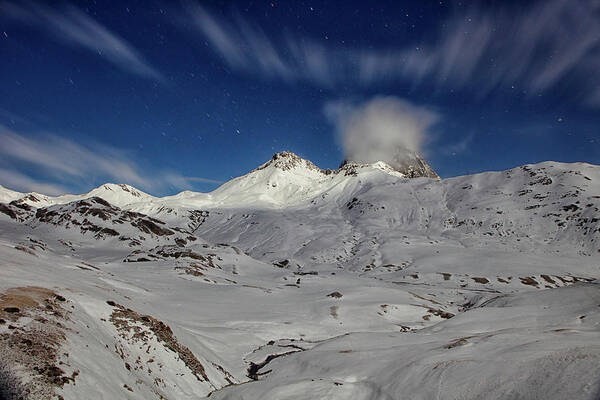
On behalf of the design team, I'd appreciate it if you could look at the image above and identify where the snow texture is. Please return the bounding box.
[0,152,599,399]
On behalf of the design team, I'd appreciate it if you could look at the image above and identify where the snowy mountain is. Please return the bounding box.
[1,152,599,399]
[0,185,24,204]
[388,150,440,178]
[341,150,440,179]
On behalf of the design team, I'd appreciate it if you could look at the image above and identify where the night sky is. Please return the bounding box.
[1,0,599,196]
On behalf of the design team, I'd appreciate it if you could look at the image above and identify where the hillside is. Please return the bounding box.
[0,153,599,399]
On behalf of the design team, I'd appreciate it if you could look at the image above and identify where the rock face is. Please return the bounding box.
[255,151,322,172]
[264,151,439,179]
[340,151,439,179]
[388,151,440,179]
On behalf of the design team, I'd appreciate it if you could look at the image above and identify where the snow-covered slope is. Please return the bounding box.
[2,183,155,209]
[131,152,407,211]
[0,153,599,399]
[0,185,24,203]
[76,183,155,207]
[342,149,440,179]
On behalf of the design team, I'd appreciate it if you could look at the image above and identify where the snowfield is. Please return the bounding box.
[0,152,599,399]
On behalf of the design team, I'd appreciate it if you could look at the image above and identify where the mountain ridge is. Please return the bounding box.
[3,152,597,210]
[2,156,599,256]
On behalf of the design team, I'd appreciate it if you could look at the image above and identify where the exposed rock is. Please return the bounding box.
[340,150,439,179]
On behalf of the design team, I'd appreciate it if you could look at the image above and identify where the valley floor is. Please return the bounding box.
[0,217,599,400]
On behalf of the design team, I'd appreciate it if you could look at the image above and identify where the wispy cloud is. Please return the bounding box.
[0,126,218,195]
[3,1,164,82]
[185,2,297,83]
[0,169,69,196]
[186,0,600,107]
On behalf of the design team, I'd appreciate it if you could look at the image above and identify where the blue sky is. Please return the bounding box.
[0,0,599,196]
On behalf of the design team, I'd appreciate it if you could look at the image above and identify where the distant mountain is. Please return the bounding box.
[340,150,440,179]
[0,182,154,209]
[388,150,440,178]
[1,154,599,255]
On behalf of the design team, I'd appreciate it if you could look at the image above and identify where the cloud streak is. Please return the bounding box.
[186,2,297,83]
[0,126,218,195]
[187,0,600,107]
[0,169,69,196]
[3,2,164,82]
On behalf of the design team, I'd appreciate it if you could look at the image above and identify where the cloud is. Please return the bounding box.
[0,169,69,196]
[185,0,600,107]
[0,126,218,195]
[2,2,164,82]
[325,97,440,165]
[186,2,296,82]
[372,0,600,105]
[0,127,149,187]
[184,3,348,85]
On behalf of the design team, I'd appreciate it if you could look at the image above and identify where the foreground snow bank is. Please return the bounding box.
[212,283,600,400]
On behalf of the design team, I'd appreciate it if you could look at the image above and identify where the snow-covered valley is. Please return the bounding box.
[1,152,599,399]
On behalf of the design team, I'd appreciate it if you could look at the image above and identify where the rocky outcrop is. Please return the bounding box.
[340,151,439,179]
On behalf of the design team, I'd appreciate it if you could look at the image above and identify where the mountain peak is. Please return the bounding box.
[84,183,153,207]
[340,152,439,179]
[90,183,147,198]
[389,152,440,179]
[257,151,323,173]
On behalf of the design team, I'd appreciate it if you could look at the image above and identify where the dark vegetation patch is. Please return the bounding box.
[563,204,580,212]
[345,197,383,213]
[0,204,17,220]
[427,308,455,319]
[0,287,75,399]
[247,350,300,380]
[107,301,209,382]
[529,177,552,186]
[294,271,318,276]
[519,277,539,287]
[444,336,475,349]
[273,259,290,268]
[99,227,119,237]
[409,291,442,306]
[540,275,556,284]
[186,210,210,232]
[13,245,36,256]
[132,219,174,236]
[525,204,544,210]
